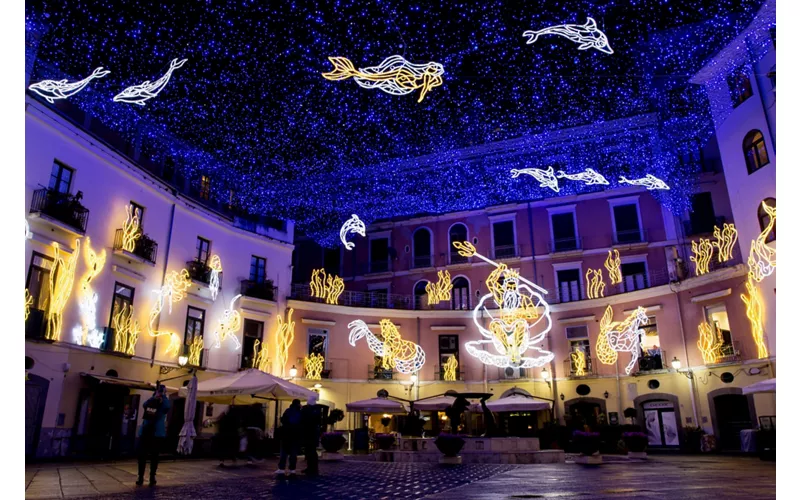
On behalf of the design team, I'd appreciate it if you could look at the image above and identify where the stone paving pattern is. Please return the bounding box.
[25,455,775,499]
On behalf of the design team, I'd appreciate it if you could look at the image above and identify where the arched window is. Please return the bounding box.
[451,277,470,310]
[743,130,769,174]
[758,198,776,243]
[414,280,430,310]
[449,223,468,264]
[412,228,432,269]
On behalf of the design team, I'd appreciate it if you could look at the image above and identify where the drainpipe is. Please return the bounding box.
[416,316,421,400]
[150,202,177,366]
[547,333,560,423]
[674,289,699,426]
[526,202,539,283]
[614,359,623,417]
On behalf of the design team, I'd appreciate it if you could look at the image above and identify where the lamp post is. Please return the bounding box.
[541,367,551,388]
[289,365,298,379]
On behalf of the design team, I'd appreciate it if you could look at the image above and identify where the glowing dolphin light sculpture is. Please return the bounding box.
[619,174,670,190]
[523,17,613,55]
[339,214,366,250]
[113,58,187,105]
[511,166,560,192]
[28,67,110,103]
[556,168,609,186]
[322,55,444,103]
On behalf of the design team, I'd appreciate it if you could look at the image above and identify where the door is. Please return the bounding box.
[25,374,49,458]
[89,385,129,458]
[642,401,679,448]
[118,394,140,457]
[568,402,601,428]
[713,394,753,450]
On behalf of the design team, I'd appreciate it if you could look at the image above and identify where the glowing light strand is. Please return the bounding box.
[595,306,618,365]
[252,339,270,372]
[46,240,80,341]
[276,308,296,377]
[510,166,559,192]
[213,294,242,350]
[599,305,648,375]
[148,269,192,356]
[747,202,776,282]
[304,353,324,380]
[113,58,187,105]
[339,214,365,250]
[28,66,110,103]
[741,279,768,359]
[188,336,204,366]
[425,270,453,305]
[348,319,426,374]
[443,354,458,382]
[208,255,223,301]
[121,205,141,252]
[322,55,444,103]
[25,289,32,321]
[309,268,345,305]
[523,17,613,55]
[570,347,587,376]
[604,250,622,285]
[585,268,605,299]
[697,321,723,365]
[112,303,140,355]
[712,223,738,263]
[690,239,713,276]
[71,237,107,347]
[555,168,609,185]
[619,174,670,190]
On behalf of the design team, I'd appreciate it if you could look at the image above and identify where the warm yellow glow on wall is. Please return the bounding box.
[188,336,204,366]
[252,339,270,372]
[697,321,723,365]
[596,305,618,365]
[148,269,193,356]
[690,239,713,276]
[276,308,296,377]
[121,205,141,252]
[73,237,107,346]
[585,268,605,299]
[604,249,622,285]
[25,289,32,321]
[443,354,458,381]
[570,348,587,376]
[712,223,738,263]
[747,202,776,283]
[304,352,324,380]
[46,240,81,341]
[309,268,345,304]
[112,303,140,355]
[425,270,453,305]
[741,279,768,359]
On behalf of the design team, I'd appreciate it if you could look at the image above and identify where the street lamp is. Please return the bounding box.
[410,374,418,384]
[178,355,188,367]
[671,357,681,370]
[541,367,551,388]
[289,365,298,378]
[314,383,322,389]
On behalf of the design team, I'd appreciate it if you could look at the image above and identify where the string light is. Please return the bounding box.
[691,239,713,276]
[213,294,242,350]
[570,347,587,376]
[322,55,444,103]
[425,270,453,305]
[585,268,605,299]
[187,335,204,366]
[747,201,776,282]
[712,223,738,262]
[252,338,270,372]
[598,305,648,375]
[340,214,365,250]
[46,240,80,341]
[309,268,344,305]
[72,237,107,347]
[208,255,223,301]
[25,220,33,240]
[112,303,140,355]
[113,58,187,105]
[276,308,296,377]
[121,204,141,252]
[523,17,613,55]
[304,352,324,380]
[595,306,618,365]
[348,319,426,374]
[605,250,622,285]
[741,279,768,359]
[618,174,670,190]
[148,269,192,356]
[510,166,559,192]
[697,321,723,365]
[28,66,110,103]
[556,168,609,186]
[25,289,32,321]
[443,354,458,381]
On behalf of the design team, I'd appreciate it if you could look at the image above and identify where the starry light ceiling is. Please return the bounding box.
[26,0,768,246]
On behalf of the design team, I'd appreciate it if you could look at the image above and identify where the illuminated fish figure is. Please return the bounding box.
[340,214,366,250]
[619,174,670,191]
[523,17,613,55]
[28,66,110,104]
[322,55,444,103]
[556,168,609,186]
[113,58,187,106]
[510,166,560,192]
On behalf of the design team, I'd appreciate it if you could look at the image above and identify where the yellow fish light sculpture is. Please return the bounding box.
[322,55,444,103]
[348,319,426,374]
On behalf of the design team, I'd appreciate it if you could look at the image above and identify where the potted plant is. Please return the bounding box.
[375,433,395,451]
[682,426,705,454]
[320,431,347,461]
[572,430,602,465]
[327,408,345,430]
[434,433,465,464]
[623,431,648,459]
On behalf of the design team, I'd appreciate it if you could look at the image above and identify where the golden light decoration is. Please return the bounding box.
[712,223,738,263]
[112,303,140,355]
[570,348,587,376]
[697,321,723,365]
[595,306,618,365]
[46,240,81,341]
[188,336,204,366]
[747,202,776,283]
[212,294,242,350]
[443,354,458,382]
[304,353,325,380]
[309,268,345,305]
[252,339,270,372]
[121,204,141,252]
[348,319,426,374]
[741,279,768,359]
[276,308,296,377]
[585,268,605,299]
[322,55,444,103]
[604,249,622,285]
[72,237,107,346]
[690,239,713,276]
[425,270,453,305]
[208,254,223,301]
[25,289,33,321]
[597,305,649,374]
[148,268,193,356]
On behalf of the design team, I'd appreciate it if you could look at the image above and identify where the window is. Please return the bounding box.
[568,339,592,375]
[414,280,430,310]
[492,220,516,258]
[621,262,648,292]
[770,26,776,48]
[565,325,589,340]
[307,328,328,358]
[109,282,135,335]
[557,269,581,302]
[129,201,144,228]
[680,140,710,172]
[451,277,470,310]
[412,228,432,268]
[369,287,389,308]
[184,306,205,346]
[727,69,753,107]
[743,130,769,174]
[449,224,468,264]
[26,252,54,312]
[550,210,578,251]
[639,316,663,370]
[705,304,733,349]
[249,256,267,283]
[640,316,659,348]
[688,192,716,235]
[48,160,73,194]
[369,237,389,273]
[199,175,211,200]
[439,335,459,380]
[612,203,642,243]
[195,237,211,265]
[240,319,264,369]
[323,247,340,276]
[768,66,776,90]
[758,198,776,243]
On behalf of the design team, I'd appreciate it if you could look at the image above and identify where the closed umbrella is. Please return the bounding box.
[177,375,198,455]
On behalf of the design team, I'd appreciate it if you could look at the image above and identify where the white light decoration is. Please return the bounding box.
[556,168,609,185]
[348,319,426,374]
[598,305,649,375]
[113,58,187,106]
[339,214,366,250]
[747,201,776,282]
[452,241,554,369]
[72,238,107,348]
[523,17,613,55]
[25,220,33,240]
[28,67,111,104]
[510,166,560,192]
[322,55,444,103]
[208,255,223,301]
[618,174,670,190]
[148,269,192,356]
[213,294,242,350]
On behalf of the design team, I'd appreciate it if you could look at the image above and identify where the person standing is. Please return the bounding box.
[245,403,266,464]
[217,406,241,467]
[300,395,322,476]
[137,384,171,487]
[275,399,302,477]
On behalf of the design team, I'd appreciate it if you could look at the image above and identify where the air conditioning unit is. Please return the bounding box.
[503,366,522,379]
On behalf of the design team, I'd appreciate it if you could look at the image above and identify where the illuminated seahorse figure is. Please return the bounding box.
[213,294,242,350]
[425,270,453,305]
[747,202,776,282]
[595,306,618,366]
[208,255,223,301]
[348,319,426,374]
[570,347,587,376]
[741,279,768,359]
[71,237,107,347]
[510,166,560,192]
[148,269,192,356]
[585,268,605,299]
[47,240,81,341]
[556,168,609,186]
[712,223,738,262]
[604,249,622,285]
[600,305,649,375]
[690,239,713,276]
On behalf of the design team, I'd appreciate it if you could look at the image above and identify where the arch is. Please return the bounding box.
[448,223,469,264]
[757,198,776,242]
[633,392,683,447]
[563,396,607,427]
[707,387,757,449]
[451,275,471,310]
[500,386,531,398]
[412,227,433,269]
[743,130,769,174]
[413,279,430,310]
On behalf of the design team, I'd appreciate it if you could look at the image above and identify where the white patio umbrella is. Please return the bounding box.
[346,397,409,414]
[485,393,551,412]
[742,378,776,394]
[182,368,317,404]
[413,396,481,412]
[177,375,198,455]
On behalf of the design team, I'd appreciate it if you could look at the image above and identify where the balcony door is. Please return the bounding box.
[551,211,578,251]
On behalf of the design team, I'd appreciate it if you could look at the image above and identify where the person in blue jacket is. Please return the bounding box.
[137,384,171,487]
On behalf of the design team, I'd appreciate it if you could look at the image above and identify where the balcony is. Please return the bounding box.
[240,279,277,302]
[368,364,394,380]
[449,250,469,265]
[186,259,213,285]
[551,236,582,253]
[412,254,433,269]
[296,357,332,379]
[715,341,742,365]
[563,356,596,378]
[291,283,416,310]
[434,365,465,381]
[613,228,647,245]
[493,244,520,260]
[100,327,134,357]
[684,216,726,237]
[637,348,666,373]
[181,343,209,369]
[25,308,49,341]
[113,229,158,265]
[368,260,392,274]
[29,188,90,235]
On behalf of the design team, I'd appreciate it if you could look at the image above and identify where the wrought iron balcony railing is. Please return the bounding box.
[449,250,469,265]
[186,259,213,285]
[412,254,433,269]
[551,236,582,253]
[368,364,394,380]
[493,244,520,260]
[25,308,49,341]
[613,228,648,245]
[637,348,666,372]
[434,365,465,381]
[113,229,158,264]
[29,188,90,234]
[714,341,742,365]
[291,283,417,310]
[683,216,726,237]
[240,279,276,301]
[563,356,596,377]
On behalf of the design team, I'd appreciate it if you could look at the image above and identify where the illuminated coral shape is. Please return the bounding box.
[322,55,444,103]
[570,347,587,376]
[25,289,32,321]
[112,303,140,355]
[697,321,723,365]
[121,205,141,252]
[208,255,223,301]
[595,306,618,366]
[348,319,426,374]
[604,249,622,285]
[340,214,365,250]
[113,58,187,106]
[252,339,270,373]
[72,237,107,347]
[585,268,605,299]
[46,240,80,341]
[523,17,613,54]
[690,239,713,276]
[741,279,768,360]
[28,66,110,103]
[276,309,296,377]
[309,268,345,305]
[747,202,776,283]
[304,353,324,380]
[619,174,670,190]
[555,168,609,186]
[598,305,648,375]
[425,270,453,305]
[443,354,458,382]
[148,269,192,356]
[188,335,204,366]
[712,223,738,263]
[213,294,242,350]
[510,166,559,192]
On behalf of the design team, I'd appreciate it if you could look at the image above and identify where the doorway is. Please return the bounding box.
[564,397,607,429]
[642,400,680,447]
[25,374,49,458]
[713,394,754,450]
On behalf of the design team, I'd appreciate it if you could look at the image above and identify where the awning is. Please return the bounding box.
[346,397,408,414]
[182,368,317,404]
[81,373,157,391]
[413,396,481,412]
[742,378,776,395]
[485,394,551,412]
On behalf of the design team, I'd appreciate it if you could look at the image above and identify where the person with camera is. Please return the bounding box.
[137,384,171,487]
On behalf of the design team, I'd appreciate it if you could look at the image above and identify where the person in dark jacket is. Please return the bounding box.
[300,395,322,476]
[137,385,171,487]
[245,403,266,464]
[275,399,302,476]
[217,406,241,467]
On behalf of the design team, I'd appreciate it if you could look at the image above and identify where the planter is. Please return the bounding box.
[572,431,601,456]
[321,451,344,461]
[682,427,705,454]
[575,454,602,465]
[628,451,647,460]
[434,435,466,457]
[623,432,648,453]
[321,432,346,453]
[375,434,395,451]
[439,455,462,465]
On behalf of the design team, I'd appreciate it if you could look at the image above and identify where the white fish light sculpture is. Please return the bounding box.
[113,58,187,106]
[556,168,609,186]
[523,17,613,55]
[511,166,560,192]
[619,174,670,190]
[29,67,110,103]
[340,214,366,250]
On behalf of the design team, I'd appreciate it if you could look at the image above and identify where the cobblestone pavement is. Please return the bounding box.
[25,455,775,499]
